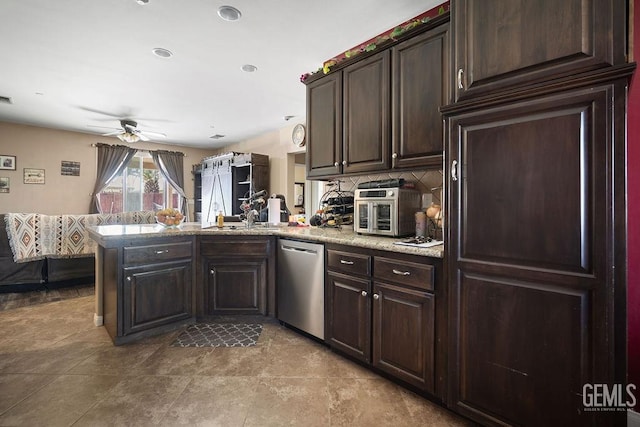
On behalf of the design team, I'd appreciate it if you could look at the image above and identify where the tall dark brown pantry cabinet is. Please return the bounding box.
[443,1,633,426]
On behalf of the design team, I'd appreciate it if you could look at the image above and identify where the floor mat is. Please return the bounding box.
[171,323,263,348]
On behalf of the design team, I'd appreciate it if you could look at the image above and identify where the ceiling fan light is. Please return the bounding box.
[117,132,140,143]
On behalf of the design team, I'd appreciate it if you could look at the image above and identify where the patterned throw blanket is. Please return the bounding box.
[4,211,156,263]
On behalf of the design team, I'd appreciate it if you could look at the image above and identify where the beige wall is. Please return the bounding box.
[0,121,217,215]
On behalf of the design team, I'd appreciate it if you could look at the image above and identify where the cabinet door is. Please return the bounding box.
[392,22,449,169]
[447,83,623,425]
[326,271,371,362]
[205,259,266,315]
[306,73,342,178]
[122,260,192,336]
[343,51,391,174]
[453,0,625,101]
[372,282,435,393]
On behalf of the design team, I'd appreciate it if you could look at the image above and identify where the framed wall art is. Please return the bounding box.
[0,177,9,193]
[61,160,80,176]
[0,155,16,170]
[294,182,305,207]
[24,168,45,184]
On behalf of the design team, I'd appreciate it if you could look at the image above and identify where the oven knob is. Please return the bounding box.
[387,190,394,197]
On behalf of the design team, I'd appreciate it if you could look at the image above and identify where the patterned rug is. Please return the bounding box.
[171,323,263,348]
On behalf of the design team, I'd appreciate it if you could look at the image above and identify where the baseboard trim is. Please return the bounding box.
[93,313,103,326]
[629,409,640,427]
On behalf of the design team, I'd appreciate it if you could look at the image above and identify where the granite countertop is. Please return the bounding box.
[87,222,444,258]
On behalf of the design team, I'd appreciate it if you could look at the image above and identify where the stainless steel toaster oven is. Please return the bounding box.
[354,187,420,237]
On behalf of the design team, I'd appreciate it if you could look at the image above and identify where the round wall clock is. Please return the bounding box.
[292,124,306,147]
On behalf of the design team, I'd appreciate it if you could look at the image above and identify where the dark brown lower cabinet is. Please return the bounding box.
[327,271,371,361]
[326,244,441,396]
[445,78,629,426]
[122,260,192,336]
[101,237,195,345]
[372,282,435,393]
[204,260,266,314]
[198,236,274,317]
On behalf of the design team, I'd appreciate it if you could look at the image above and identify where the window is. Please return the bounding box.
[98,152,178,213]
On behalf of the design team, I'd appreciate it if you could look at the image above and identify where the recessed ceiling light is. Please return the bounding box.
[241,64,257,73]
[152,47,173,58]
[136,0,149,5]
[217,5,242,21]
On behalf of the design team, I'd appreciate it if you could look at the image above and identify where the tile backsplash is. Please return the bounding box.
[324,169,444,205]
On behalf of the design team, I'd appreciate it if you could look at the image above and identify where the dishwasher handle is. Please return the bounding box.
[280,244,318,255]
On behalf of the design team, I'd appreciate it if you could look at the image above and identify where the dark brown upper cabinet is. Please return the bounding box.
[392,22,450,169]
[342,51,391,174]
[306,73,342,178]
[305,16,450,179]
[452,0,627,102]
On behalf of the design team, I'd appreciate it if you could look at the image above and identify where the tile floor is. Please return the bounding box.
[0,291,474,426]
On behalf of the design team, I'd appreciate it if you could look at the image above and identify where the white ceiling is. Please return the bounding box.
[0,0,442,149]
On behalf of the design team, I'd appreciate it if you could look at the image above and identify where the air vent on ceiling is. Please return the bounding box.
[0,96,13,104]
[210,134,226,139]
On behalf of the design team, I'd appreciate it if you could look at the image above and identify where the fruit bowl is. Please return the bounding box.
[155,209,185,228]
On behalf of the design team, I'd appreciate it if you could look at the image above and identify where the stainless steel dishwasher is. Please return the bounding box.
[277,238,325,340]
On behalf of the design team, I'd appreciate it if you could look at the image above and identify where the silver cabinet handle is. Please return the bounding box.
[457,68,464,90]
[361,290,368,297]
[342,160,347,166]
[373,294,380,300]
[126,276,131,282]
[392,269,411,276]
[155,249,169,254]
[451,160,458,182]
[334,162,339,167]
[210,269,215,275]
[340,259,354,265]
[392,153,398,159]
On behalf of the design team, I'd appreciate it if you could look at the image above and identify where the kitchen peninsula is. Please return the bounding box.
[87,222,444,345]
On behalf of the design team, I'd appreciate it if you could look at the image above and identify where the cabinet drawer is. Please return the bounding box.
[123,241,193,265]
[374,257,434,291]
[327,249,371,277]
[200,237,271,257]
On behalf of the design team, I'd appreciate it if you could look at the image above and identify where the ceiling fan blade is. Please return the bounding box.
[88,124,121,130]
[101,130,123,136]
[139,130,166,138]
[137,132,150,142]
[77,106,125,118]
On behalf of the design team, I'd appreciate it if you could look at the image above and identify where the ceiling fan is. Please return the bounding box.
[91,119,166,143]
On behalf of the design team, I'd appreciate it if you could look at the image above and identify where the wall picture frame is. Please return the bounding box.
[0,155,16,170]
[0,177,9,193]
[23,168,45,184]
[294,182,305,207]
[61,160,80,176]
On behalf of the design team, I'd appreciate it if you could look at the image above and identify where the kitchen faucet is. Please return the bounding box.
[245,209,259,228]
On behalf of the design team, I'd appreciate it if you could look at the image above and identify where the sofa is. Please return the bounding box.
[1,211,156,291]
